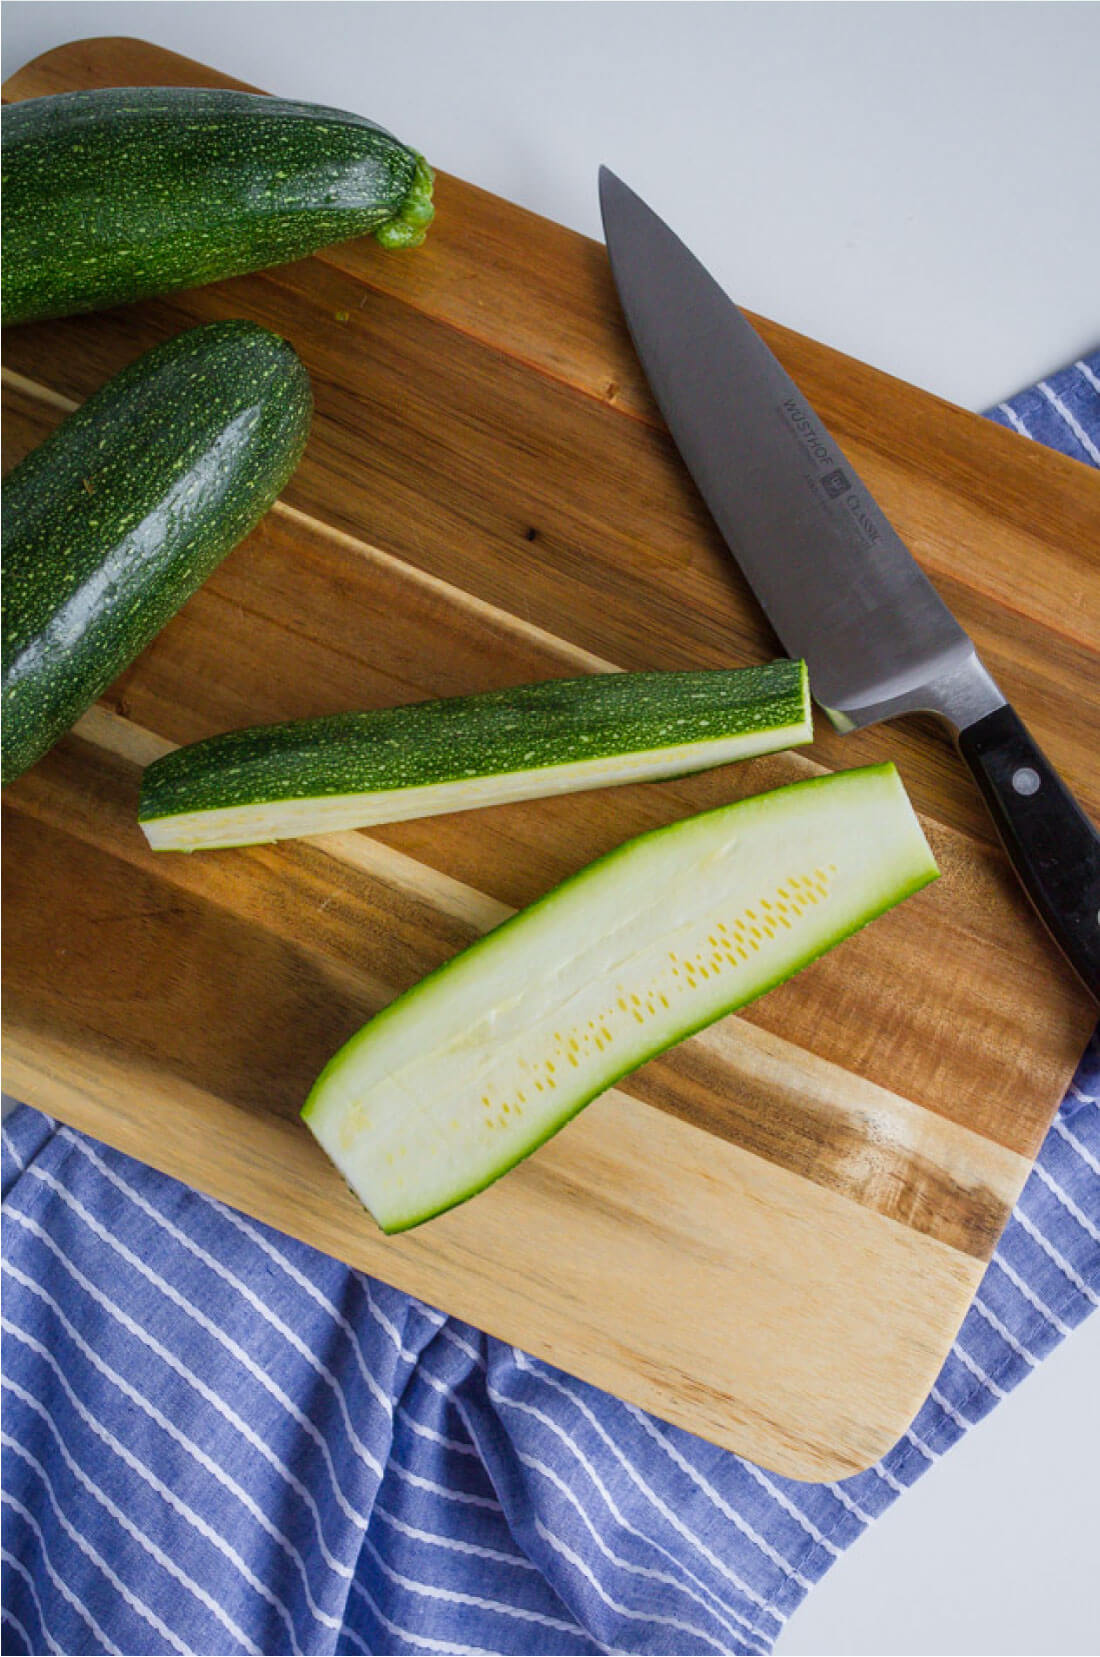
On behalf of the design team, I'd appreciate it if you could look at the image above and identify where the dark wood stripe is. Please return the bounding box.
[628,1034,1016,1260]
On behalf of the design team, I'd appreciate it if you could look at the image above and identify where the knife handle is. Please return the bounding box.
[957,703,1100,1001]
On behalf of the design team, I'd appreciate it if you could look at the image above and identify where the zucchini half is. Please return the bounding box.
[138,661,813,850]
[303,762,938,1232]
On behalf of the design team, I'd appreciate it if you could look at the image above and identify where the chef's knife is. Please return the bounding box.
[599,166,1100,1000]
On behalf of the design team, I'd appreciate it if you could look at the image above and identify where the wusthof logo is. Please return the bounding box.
[780,396,881,548]
[781,397,835,469]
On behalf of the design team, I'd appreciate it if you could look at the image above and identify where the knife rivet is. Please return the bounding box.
[1011,767,1041,796]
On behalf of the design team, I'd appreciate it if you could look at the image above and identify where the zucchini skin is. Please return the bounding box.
[137,661,811,832]
[1,87,435,325]
[2,320,313,784]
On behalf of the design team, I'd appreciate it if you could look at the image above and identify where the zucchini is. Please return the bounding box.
[1,87,434,326]
[303,763,938,1233]
[2,320,312,785]
[137,661,813,850]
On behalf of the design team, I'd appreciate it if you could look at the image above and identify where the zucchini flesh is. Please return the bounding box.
[2,321,312,785]
[138,662,812,850]
[1,87,434,326]
[303,763,938,1232]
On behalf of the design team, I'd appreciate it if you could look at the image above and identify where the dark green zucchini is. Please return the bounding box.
[1,86,434,326]
[2,320,312,784]
[138,662,813,850]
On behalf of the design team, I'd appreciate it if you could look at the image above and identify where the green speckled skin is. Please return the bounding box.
[139,662,808,821]
[2,320,313,784]
[1,87,435,325]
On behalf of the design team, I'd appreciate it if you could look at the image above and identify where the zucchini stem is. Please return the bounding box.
[376,154,435,248]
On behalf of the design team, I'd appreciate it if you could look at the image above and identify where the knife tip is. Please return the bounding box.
[597,164,627,221]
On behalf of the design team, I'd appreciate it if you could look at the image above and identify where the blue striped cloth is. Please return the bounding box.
[3,353,1099,1656]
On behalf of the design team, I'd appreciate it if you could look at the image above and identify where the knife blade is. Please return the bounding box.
[599,166,1100,1000]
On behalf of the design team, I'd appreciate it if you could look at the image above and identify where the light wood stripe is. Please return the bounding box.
[275,502,622,678]
[1,365,80,414]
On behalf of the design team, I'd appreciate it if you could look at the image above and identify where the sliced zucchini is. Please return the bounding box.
[138,661,812,850]
[303,763,938,1232]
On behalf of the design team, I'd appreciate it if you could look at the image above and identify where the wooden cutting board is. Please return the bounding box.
[3,37,1097,1482]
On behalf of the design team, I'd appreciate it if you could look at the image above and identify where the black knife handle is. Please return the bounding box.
[957,703,1100,1000]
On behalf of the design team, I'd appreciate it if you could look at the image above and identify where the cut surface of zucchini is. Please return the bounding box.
[139,662,811,850]
[303,763,938,1232]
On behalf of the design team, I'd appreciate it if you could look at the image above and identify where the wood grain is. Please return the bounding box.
[2,37,1097,1479]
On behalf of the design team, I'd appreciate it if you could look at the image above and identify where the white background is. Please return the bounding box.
[3,5,1098,1653]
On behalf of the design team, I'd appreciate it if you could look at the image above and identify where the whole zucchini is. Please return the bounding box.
[2,320,313,784]
[1,86,435,326]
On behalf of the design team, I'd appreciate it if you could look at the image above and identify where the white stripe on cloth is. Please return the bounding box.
[397,1404,480,1458]
[928,1384,973,1434]
[902,1429,935,1467]
[2,1493,121,1655]
[1,1122,26,1173]
[356,1268,447,1359]
[358,1533,605,1645]
[869,1460,906,1496]
[992,1255,1073,1337]
[735,1463,847,1557]
[517,1446,758,1652]
[623,1407,818,1583]
[530,1513,740,1656]
[349,1579,501,1655]
[1,1612,36,1654]
[33,1155,384,1507]
[194,1189,397,1413]
[1,1547,63,1656]
[0,1314,339,1637]
[1012,1206,1100,1305]
[951,1334,1010,1402]
[997,400,1032,436]
[373,1503,539,1572]
[972,1295,1039,1369]
[483,1353,779,1643]
[1053,1116,1100,1174]
[1,1434,192,1656]
[1038,379,1100,462]
[824,1481,875,1525]
[386,1458,504,1512]
[62,1135,391,1439]
[3,1219,355,1589]
[1027,1160,1100,1242]
[1,1379,259,1654]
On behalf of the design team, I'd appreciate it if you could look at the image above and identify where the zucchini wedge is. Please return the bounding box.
[2,86,434,325]
[2,321,312,785]
[138,661,812,849]
[303,763,938,1232]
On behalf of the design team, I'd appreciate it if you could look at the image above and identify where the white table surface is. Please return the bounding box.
[3,4,1098,1652]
